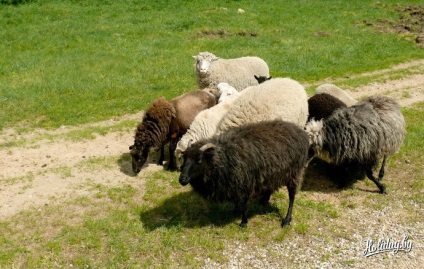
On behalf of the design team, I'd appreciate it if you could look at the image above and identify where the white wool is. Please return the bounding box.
[175,92,241,168]
[194,51,269,91]
[216,77,309,135]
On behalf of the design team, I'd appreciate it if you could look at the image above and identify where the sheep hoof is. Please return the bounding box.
[239,222,247,228]
[379,187,387,194]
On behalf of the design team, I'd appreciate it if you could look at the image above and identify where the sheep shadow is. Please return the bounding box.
[117,151,168,176]
[139,191,281,231]
[302,158,367,193]
[117,153,135,176]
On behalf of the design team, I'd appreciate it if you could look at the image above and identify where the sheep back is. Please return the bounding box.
[315,84,357,106]
[170,90,217,136]
[216,78,308,134]
[308,93,347,121]
[318,95,405,167]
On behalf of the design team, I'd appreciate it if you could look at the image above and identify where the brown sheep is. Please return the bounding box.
[129,90,216,173]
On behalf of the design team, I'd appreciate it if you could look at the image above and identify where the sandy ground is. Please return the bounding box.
[1,60,424,220]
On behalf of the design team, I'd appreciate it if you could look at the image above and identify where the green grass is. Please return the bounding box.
[1,0,424,131]
[1,1,424,267]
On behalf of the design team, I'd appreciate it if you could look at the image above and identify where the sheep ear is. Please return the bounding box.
[200,143,216,159]
[254,75,259,79]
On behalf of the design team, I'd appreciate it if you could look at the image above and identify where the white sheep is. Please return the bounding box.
[193,52,270,94]
[217,82,240,103]
[315,84,357,106]
[175,84,242,168]
[215,78,308,135]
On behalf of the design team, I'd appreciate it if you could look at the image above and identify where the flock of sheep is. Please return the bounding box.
[129,52,406,228]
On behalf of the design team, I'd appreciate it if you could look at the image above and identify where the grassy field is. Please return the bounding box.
[1,0,424,131]
[1,0,424,268]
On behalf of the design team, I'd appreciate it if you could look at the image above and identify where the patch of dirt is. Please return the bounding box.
[196,29,258,38]
[363,4,424,48]
[346,73,424,106]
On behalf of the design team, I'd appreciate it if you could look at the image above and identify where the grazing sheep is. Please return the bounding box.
[216,78,308,135]
[194,52,269,92]
[179,120,310,228]
[305,95,405,193]
[254,75,272,84]
[129,90,216,173]
[175,83,242,168]
[307,93,347,121]
[315,84,357,106]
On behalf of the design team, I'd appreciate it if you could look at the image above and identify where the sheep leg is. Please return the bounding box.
[366,169,387,194]
[157,146,165,166]
[166,140,177,171]
[238,200,249,228]
[378,156,387,180]
[282,185,296,227]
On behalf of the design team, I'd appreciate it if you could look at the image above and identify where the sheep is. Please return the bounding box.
[193,52,270,92]
[129,90,216,173]
[305,95,405,194]
[174,83,242,169]
[216,82,241,103]
[215,78,308,135]
[179,120,310,228]
[307,92,347,121]
[254,75,272,84]
[315,84,357,106]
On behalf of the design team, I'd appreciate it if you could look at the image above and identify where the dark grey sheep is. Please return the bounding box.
[179,120,310,228]
[305,95,405,193]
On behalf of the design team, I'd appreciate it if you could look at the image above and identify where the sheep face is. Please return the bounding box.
[217,82,238,103]
[129,143,150,174]
[179,143,215,186]
[194,52,219,76]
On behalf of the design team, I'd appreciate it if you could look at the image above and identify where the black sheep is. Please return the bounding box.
[179,120,309,228]
[307,93,347,121]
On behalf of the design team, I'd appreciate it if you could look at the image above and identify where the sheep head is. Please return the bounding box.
[304,120,324,155]
[217,82,239,103]
[179,142,216,186]
[254,75,272,84]
[193,52,219,76]
[129,140,152,174]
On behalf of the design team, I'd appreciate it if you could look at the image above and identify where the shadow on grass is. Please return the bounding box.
[302,158,367,193]
[139,191,281,231]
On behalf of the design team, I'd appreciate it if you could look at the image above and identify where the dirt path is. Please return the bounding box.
[1,60,423,219]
